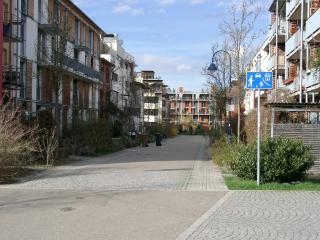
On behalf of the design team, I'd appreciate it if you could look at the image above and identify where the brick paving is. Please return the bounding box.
[178,191,320,240]
[0,136,226,192]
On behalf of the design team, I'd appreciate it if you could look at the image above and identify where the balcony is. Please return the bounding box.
[3,13,24,42]
[2,65,21,89]
[63,56,102,81]
[287,0,307,20]
[286,29,301,59]
[268,19,286,43]
[38,54,102,81]
[268,54,285,71]
[74,41,91,53]
[305,70,320,89]
[305,8,320,43]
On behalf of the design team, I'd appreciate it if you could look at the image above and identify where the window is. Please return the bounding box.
[2,48,7,65]
[145,97,159,103]
[73,80,78,106]
[74,49,79,60]
[38,0,42,22]
[112,73,118,81]
[21,0,27,14]
[144,109,159,116]
[89,30,94,53]
[82,25,86,46]
[75,19,80,45]
[54,2,60,24]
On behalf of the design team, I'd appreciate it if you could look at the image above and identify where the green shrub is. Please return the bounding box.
[210,127,224,142]
[230,137,314,183]
[212,136,236,168]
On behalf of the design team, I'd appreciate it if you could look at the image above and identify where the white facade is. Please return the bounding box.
[101,34,135,111]
[245,0,320,115]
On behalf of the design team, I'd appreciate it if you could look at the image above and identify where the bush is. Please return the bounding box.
[230,137,314,183]
[210,127,224,142]
[0,108,39,182]
[212,136,236,168]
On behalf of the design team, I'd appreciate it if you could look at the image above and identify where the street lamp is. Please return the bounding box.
[208,50,232,143]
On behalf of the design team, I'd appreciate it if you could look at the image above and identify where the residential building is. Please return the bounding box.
[245,0,320,115]
[138,70,165,126]
[166,87,212,129]
[2,0,103,133]
[101,34,143,132]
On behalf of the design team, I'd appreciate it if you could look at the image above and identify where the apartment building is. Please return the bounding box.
[1,0,103,132]
[101,34,134,110]
[166,87,212,128]
[138,70,165,126]
[101,34,143,132]
[269,0,320,102]
[245,0,320,114]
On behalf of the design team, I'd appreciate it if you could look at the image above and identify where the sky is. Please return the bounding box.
[74,0,272,91]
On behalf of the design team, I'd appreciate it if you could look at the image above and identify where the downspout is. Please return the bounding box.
[299,0,304,103]
[0,0,3,102]
[275,0,279,90]
[306,0,310,73]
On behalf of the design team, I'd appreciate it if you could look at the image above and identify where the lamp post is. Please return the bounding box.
[208,50,232,143]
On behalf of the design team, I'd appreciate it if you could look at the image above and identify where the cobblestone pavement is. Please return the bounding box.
[0,136,227,240]
[178,191,320,240]
[0,136,226,192]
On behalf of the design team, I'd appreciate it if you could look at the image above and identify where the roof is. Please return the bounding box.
[269,0,286,12]
[267,102,320,110]
[66,0,105,34]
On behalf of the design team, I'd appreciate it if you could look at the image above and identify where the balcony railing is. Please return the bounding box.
[305,70,320,88]
[268,19,286,40]
[63,56,102,81]
[2,65,21,89]
[268,54,285,70]
[305,8,320,41]
[286,29,301,56]
[286,0,301,18]
[3,12,24,42]
[38,53,102,81]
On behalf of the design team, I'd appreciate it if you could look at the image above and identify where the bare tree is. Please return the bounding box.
[219,0,262,143]
[37,4,72,142]
[204,42,232,125]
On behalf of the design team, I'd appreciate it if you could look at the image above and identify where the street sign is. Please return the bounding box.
[246,72,273,89]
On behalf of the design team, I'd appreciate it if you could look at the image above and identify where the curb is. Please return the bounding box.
[176,191,234,240]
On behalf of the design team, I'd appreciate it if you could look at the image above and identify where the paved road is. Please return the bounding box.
[178,191,320,240]
[0,136,227,240]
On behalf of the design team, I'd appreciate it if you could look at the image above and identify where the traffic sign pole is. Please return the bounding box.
[257,89,261,186]
[257,54,261,186]
[246,69,273,186]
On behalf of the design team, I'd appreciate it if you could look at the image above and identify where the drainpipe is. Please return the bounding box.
[0,0,3,102]
[275,0,279,90]
[299,0,304,103]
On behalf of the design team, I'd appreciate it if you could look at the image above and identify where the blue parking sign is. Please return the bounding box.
[246,72,273,89]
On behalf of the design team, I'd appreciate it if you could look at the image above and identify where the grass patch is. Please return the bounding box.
[224,175,320,191]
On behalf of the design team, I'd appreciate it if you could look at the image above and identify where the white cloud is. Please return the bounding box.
[158,0,175,6]
[113,4,131,13]
[191,0,207,4]
[155,8,167,14]
[217,1,224,7]
[113,0,144,16]
[177,64,192,71]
